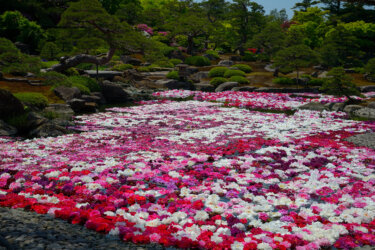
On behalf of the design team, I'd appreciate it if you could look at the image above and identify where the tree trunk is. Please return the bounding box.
[187,36,194,55]
[47,47,116,73]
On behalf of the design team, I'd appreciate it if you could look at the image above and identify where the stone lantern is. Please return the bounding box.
[176,64,189,81]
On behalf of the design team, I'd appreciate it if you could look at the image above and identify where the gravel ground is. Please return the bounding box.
[0,207,165,250]
[345,132,375,149]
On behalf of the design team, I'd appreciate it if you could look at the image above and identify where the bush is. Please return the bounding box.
[205,50,220,59]
[209,67,228,77]
[76,63,93,70]
[40,42,60,61]
[154,60,174,68]
[210,77,227,87]
[14,92,48,109]
[185,56,211,66]
[242,52,257,62]
[112,64,133,71]
[42,71,68,86]
[308,78,325,86]
[166,70,179,80]
[170,58,183,66]
[72,83,90,95]
[272,77,295,85]
[232,64,252,73]
[229,76,249,84]
[224,69,246,78]
[365,58,375,77]
[65,67,79,76]
[41,60,59,69]
[68,76,100,92]
[137,66,151,72]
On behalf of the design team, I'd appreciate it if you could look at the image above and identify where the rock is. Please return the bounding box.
[0,120,17,136]
[361,85,375,93]
[27,112,48,129]
[44,104,74,120]
[0,89,25,120]
[264,64,276,72]
[231,86,257,92]
[120,56,142,66]
[194,83,215,92]
[123,87,154,102]
[187,67,199,75]
[311,71,319,78]
[168,50,185,60]
[190,71,209,82]
[82,102,98,113]
[354,108,375,119]
[81,95,101,104]
[318,71,329,78]
[368,102,375,109]
[14,42,30,54]
[215,82,239,92]
[67,99,86,113]
[122,69,144,81]
[29,121,68,138]
[166,81,195,90]
[253,87,320,94]
[83,70,122,81]
[203,54,217,61]
[53,86,81,102]
[331,103,345,112]
[230,56,242,62]
[100,81,130,103]
[218,60,234,67]
[343,105,363,114]
[324,103,335,111]
[344,68,356,73]
[313,65,326,70]
[299,102,327,111]
[91,92,106,104]
[155,79,177,88]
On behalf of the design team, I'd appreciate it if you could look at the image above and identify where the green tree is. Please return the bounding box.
[249,22,286,58]
[320,67,362,101]
[292,0,319,11]
[229,0,266,55]
[40,42,61,60]
[274,44,316,84]
[365,58,375,78]
[48,0,142,72]
[115,0,143,24]
[201,0,228,23]
[269,9,288,23]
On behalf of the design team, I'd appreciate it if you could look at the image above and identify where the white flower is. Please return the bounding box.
[231,241,244,250]
[146,219,161,227]
[45,171,60,178]
[194,211,209,221]
[257,242,272,250]
[104,211,116,217]
[169,171,180,178]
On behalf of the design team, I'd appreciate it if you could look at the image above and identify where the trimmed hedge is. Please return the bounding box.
[185,56,211,66]
[242,52,257,62]
[229,76,249,84]
[209,67,228,77]
[224,69,246,78]
[232,64,252,73]
[210,77,227,87]
[272,77,295,85]
[170,59,183,66]
[308,78,325,86]
[14,92,48,109]
[166,70,179,80]
[112,64,133,71]
[68,76,100,92]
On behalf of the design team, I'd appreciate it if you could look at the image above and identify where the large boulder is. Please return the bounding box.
[67,99,86,113]
[0,120,17,136]
[231,86,257,92]
[155,79,177,88]
[83,70,123,81]
[0,89,25,120]
[264,64,276,72]
[165,81,195,90]
[27,112,48,129]
[120,56,142,66]
[100,81,130,103]
[368,102,375,109]
[53,86,81,102]
[331,103,345,112]
[299,102,327,111]
[190,71,209,83]
[354,108,375,119]
[29,121,69,138]
[218,60,234,67]
[361,85,375,93]
[123,87,154,102]
[343,105,363,114]
[81,95,101,104]
[44,104,74,120]
[194,83,215,92]
[215,82,239,92]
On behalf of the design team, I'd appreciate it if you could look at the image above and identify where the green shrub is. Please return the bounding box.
[185,56,211,66]
[272,77,295,85]
[224,69,246,78]
[350,67,365,74]
[42,71,68,86]
[65,67,79,76]
[43,111,59,120]
[68,76,100,92]
[154,60,174,68]
[76,63,93,70]
[308,78,325,86]
[0,37,19,54]
[41,60,59,69]
[210,77,227,87]
[232,64,252,73]
[205,50,220,59]
[112,63,133,71]
[170,58,183,66]
[257,54,271,62]
[72,83,90,95]
[242,52,257,62]
[137,66,151,72]
[301,74,312,80]
[209,67,228,77]
[40,42,60,60]
[14,92,48,109]
[365,58,375,77]
[166,70,179,80]
[229,76,249,84]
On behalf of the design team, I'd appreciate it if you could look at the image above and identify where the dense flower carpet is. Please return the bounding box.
[1,93,375,249]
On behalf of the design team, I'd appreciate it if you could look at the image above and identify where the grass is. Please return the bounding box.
[41,61,59,69]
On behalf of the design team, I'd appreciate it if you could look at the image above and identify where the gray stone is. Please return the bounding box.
[81,95,101,104]
[0,89,25,120]
[83,70,123,81]
[299,102,327,111]
[231,86,257,92]
[123,87,154,102]
[194,83,215,92]
[203,54,217,61]
[318,71,329,78]
[53,86,81,102]
[166,81,195,90]
[230,55,242,62]
[67,99,85,113]
[361,85,375,93]
[0,120,17,136]
[215,82,239,92]
[100,81,130,103]
[155,79,177,88]
[91,92,106,104]
[343,105,363,114]
[190,71,209,82]
[44,104,74,120]
[29,121,68,138]
[354,108,375,119]
[120,56,142,66]
[331,103,345,112]
[324,103,335,111]
[27,112,48,129]
[264,64,276,72]
[218,60,234,66]
[187,67,199,75]
[368,102,375,109]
